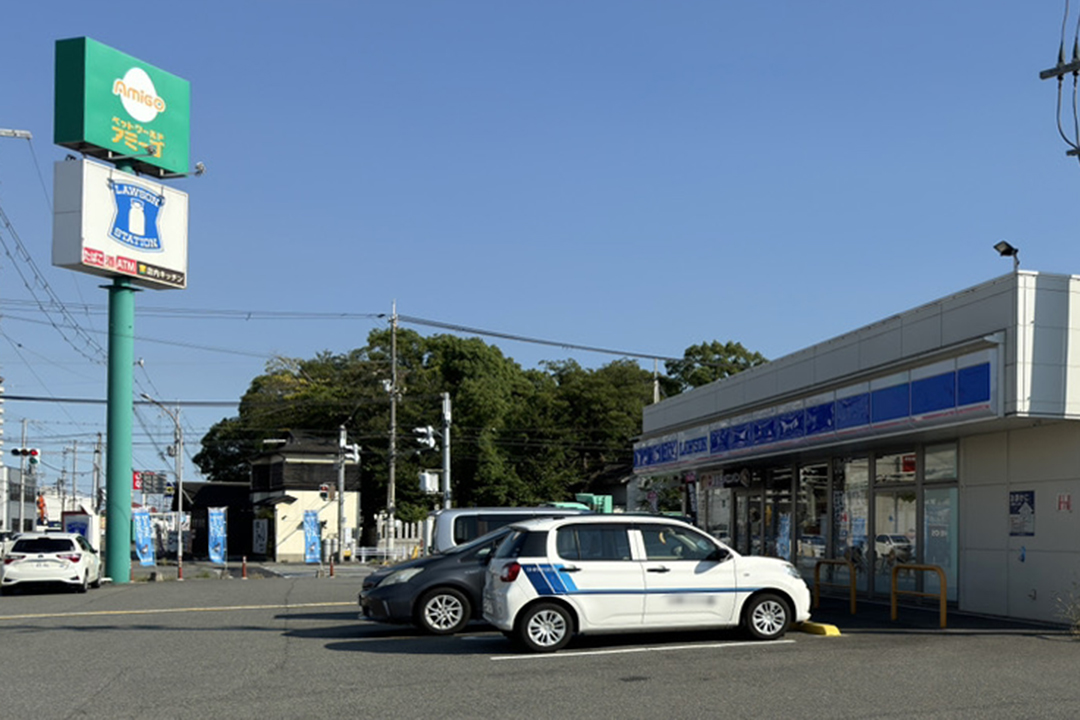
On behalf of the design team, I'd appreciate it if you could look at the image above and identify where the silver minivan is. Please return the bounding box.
[429,506,588,554]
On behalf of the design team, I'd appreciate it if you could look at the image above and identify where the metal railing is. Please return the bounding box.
[813,558,857,614]
[890,563,947,628]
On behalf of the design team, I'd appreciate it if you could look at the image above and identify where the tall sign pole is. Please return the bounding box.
[106,275,135,581]
[53,37,193,582]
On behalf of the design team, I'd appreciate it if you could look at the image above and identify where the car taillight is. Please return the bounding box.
[3,555,23,565]
[499,561,522,582]
[59,554,82,563]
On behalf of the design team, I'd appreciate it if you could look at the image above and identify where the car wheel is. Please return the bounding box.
[417,588,471,635]
[517,602,572,653]
[76,575,89,594]
[744,593,790,640]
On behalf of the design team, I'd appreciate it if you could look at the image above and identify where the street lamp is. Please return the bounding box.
[994,241,1020,272]
[141,393,184,580]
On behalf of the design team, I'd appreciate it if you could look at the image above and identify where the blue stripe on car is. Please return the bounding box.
[519,563,754,597]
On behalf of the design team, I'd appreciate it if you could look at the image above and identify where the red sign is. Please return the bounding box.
[133,471,143,490]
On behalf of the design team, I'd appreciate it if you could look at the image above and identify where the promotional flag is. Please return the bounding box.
[303,510,321,564]
[133,511,155,567]
[208,507,227,565]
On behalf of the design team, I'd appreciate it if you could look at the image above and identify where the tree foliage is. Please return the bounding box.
[193,331,764,537]
[663,340,767,395]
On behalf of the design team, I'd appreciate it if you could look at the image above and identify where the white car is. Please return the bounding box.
[1,532,102,594]
[482,515,812,652]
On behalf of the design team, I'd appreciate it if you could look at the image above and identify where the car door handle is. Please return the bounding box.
[647,566,671,573]
[559,566,581,573]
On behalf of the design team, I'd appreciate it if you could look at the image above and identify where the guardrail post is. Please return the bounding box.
[890,563,947,628]
[814,558,857,614]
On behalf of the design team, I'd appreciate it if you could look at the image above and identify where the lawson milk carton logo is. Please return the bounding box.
[107,179,165,251]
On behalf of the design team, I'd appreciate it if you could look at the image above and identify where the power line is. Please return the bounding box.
[0,300,684,363]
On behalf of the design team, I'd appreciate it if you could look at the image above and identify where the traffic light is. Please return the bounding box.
[412,426,436,449]
[344,444,360,463]
[319,483,330,501]
[11,447,40,465]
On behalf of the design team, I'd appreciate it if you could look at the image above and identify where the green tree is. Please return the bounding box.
[663,340,767,395]
[193,332,764,540]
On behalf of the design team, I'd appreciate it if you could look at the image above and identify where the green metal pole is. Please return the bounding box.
[105,276,135,582]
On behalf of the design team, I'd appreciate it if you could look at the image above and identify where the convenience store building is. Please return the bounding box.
[632,271,1080,623]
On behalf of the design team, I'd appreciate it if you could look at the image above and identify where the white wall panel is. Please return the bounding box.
[1007,423,1080,482]
[961,485,1007,549]
[961,432,1007,486]
[900,306,943,356]
[958,548,1008,616]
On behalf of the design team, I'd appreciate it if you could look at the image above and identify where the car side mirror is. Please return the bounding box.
[707,547,729,563]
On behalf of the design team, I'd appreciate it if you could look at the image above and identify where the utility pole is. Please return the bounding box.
[70,440,78,512]
[19,418,27,531]
[337,424,346,563]
[60,449,68,512]
[141,395,184,580]
[441,392,452,510]
[0,130,31,529]
[387,301,398,558]
[653,359,660,404]
[93,434,103,514]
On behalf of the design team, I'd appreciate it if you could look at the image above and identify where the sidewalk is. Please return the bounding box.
[127,559,377,582]
[808,593,1072,636]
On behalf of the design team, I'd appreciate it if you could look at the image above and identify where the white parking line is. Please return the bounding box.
[490,638,795,660]
[0,601,354,621]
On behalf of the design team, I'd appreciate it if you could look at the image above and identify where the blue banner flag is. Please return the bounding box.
[208,507,227,565]
[133,511,155,567]
[304,511,321,564]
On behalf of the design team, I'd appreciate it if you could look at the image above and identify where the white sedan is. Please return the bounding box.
[1,533,102,594]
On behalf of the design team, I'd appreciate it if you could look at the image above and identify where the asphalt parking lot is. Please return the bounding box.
[0,575,1077,719]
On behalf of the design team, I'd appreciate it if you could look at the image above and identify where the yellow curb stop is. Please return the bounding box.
[796,621,841,636]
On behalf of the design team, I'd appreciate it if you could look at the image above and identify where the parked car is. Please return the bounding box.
[874,534,913,561]
[1,532,102,594]
[482,515,812,653]
[359,527,512,634]
[798,535,826,558]
[428,506,589,554]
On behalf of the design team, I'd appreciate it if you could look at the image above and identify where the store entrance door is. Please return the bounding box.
[734,488,763,557]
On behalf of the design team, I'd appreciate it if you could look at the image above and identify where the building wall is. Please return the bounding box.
[960,423,1080,623]
[273,490,358,563]
[643,273,1018,436]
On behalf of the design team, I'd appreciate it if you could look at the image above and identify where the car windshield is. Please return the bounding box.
[443,527,510,556]
[12,537,75,554]
[889,535,909,543]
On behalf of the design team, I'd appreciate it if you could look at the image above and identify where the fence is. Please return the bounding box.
[352,513,422,563]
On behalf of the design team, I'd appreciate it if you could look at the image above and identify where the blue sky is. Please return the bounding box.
[0,2,1078,497]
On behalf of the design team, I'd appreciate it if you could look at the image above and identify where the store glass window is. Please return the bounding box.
[796,464,829,582]
[924,487,958,601]
[764,467,793,561]
[924,443,958,482]
[873,490,917,593]
[875,451,916,484]
[831,457,869,591]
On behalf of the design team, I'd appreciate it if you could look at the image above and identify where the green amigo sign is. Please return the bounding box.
[55,37,190,177]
